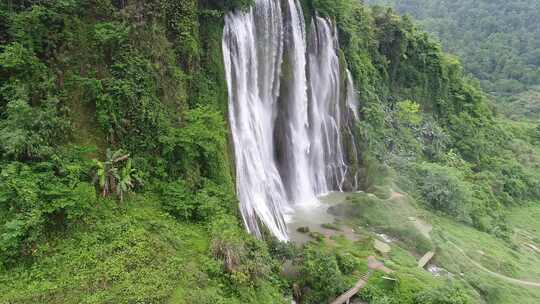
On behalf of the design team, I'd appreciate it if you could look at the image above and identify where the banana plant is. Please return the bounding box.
[93,148,140,201]
[115,159,143,202]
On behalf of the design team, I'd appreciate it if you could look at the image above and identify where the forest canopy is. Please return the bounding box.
[366,0,540,117]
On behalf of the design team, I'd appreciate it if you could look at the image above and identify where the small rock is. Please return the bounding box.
[374,239,391,254]
[297,226,310,233]
[309,232,325,241]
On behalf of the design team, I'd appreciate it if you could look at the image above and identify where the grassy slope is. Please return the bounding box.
[0,194,288,304]
[300,190,476,302]
[327,188,540,303]
[0,196,208,304]
[433,212,540,303]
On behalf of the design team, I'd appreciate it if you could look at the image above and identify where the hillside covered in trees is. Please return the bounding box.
[367,0,540,120]
[1,0,539,303]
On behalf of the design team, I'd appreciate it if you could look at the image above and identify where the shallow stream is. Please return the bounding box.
[286,192,353,243]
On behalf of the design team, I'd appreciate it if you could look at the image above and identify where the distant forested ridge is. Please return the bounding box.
[366,0,540,118]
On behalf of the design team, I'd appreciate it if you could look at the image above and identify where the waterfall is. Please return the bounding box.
[275,0,316,205]
[223,0,289,241]
[223,0,359,241]
[346,69,361,190]
[346,70,360,120]
[308,16,347,193]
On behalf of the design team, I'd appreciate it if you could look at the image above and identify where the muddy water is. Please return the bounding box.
[287,192,353,244]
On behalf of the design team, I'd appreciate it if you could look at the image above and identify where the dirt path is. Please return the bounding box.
[449,241,540,288]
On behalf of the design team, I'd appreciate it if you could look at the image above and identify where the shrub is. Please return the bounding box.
[336,252,361,275]
[194,179,235,221]
[0,158,95,264]
[414,283,471,304]
[0,98,69,161]
[410,163,473,223]
[384,226,433,254]
[160,179,235,222]
[209,215,276,287]
[297,245,348,303]
[160,180,195,220]
[397,100,422,126]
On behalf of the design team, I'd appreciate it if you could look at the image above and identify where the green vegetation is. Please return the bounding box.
[366,0,540,120]
[0,197,288,304]
[1,0,539,303]
[305,0,540,235]
[299,1,540,302]
[432,213,540,304]
[92,149,142,201]
[312,185,540,304]
[0,1,285,303]
[290,190,474,304]
[329,192,434,255]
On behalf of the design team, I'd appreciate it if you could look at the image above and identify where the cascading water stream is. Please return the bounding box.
[345,69,361,190]
[308,16,348,193]
[223,0,360,241]
[223,0,289,241]
[276,0,316,206]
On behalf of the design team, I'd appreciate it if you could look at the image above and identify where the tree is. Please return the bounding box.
[367,0,540,112]
[397,100,422,126]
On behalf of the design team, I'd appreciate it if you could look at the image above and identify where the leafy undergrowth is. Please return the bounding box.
[0,195,286,304]
[0,196,202,303]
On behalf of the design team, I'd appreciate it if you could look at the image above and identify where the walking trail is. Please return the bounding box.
[449,241,540,288]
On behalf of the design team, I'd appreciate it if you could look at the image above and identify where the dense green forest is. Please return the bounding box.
[366,0,540,120]
[1,0,539,303]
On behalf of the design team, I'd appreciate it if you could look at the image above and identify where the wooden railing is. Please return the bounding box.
[329,256,394,304]
[330,272,371,304]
